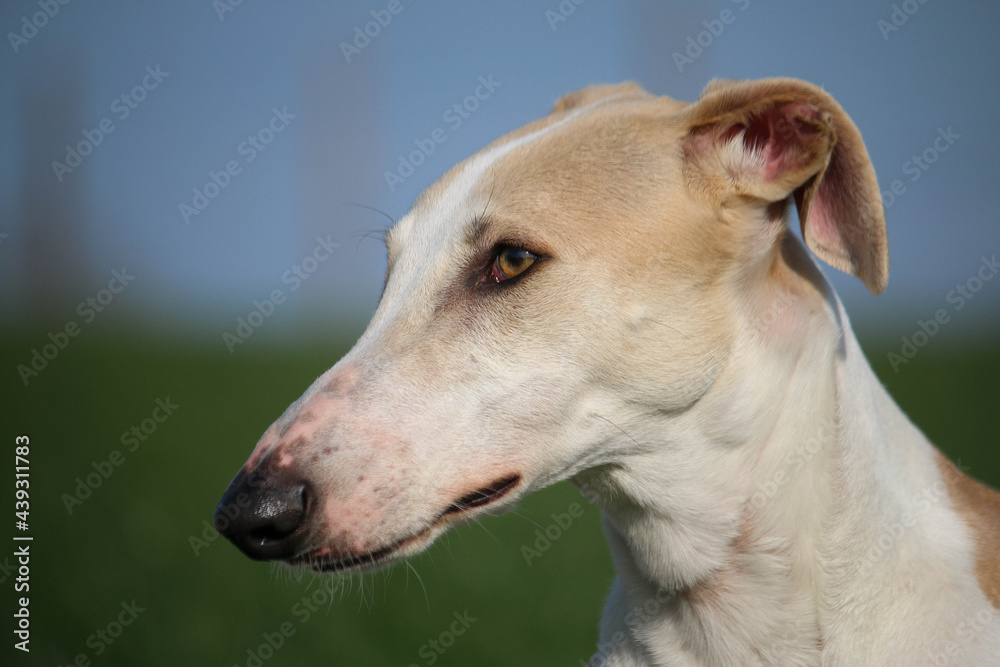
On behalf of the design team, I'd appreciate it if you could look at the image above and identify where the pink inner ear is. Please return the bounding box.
[797,153,854,263]
[740,102,825,181]
[802,190,840,251]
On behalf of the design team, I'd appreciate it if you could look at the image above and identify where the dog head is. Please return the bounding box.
[215,77,887,573]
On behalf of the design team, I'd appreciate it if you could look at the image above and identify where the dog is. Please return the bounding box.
[215,77,1000,665]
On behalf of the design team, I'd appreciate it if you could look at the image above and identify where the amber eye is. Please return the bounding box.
[491,247,537,283]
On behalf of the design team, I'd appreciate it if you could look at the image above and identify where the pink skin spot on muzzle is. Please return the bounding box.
[276,448,296,469]
[243,363,362,471]
[321,363,361,397]
[246,424,279,470]
[322,494,386,551]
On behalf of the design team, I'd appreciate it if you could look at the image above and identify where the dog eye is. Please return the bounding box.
[490,247,537,283]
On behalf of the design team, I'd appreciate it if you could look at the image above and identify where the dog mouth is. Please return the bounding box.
[291,474,522,573]
[288,528,432,573]
[440,473,521,516]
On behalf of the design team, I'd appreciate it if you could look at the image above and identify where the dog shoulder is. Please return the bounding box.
[937,451,1000,608]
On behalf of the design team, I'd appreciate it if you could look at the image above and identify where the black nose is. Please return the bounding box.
[214,469,310,561]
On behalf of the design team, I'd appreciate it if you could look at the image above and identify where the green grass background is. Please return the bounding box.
[2,331,997,666]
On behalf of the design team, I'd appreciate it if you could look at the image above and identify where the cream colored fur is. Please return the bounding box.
[238,78,1000,665]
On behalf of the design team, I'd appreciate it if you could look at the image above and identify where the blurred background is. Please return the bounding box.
[1,1,997,665]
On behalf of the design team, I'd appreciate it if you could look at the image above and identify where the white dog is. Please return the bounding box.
[216,77,1000,665]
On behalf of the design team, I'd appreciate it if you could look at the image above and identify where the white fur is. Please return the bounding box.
[583,272,1000,665]
[246,84,1000,666]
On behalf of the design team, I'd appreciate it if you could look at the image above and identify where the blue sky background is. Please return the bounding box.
[1,0,997,347]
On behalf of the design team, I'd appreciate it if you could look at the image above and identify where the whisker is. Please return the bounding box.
[593,414,641,449]
[646,318,692,341]
[480,171,497,220]
[343,201,397,251]
[343,201,397,226]
[471,517,503,546]
[510,508,546,532]
[404,559,430,611]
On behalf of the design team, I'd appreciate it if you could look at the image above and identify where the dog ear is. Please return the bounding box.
[683,78,888,295]
[552,82,650,114]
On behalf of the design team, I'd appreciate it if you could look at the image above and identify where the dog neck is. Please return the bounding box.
[574,241,995,665]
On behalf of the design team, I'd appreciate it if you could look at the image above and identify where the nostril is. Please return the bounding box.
[246,485,308,543]
[215,472,312,561]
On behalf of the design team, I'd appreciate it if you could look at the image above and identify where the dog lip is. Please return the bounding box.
[441,474,522,517]
[289,527,431,573]
[287,474,522,573]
